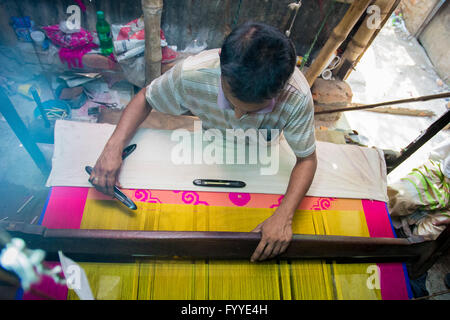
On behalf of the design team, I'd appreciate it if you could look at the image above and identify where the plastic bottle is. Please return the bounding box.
[96,11,113,56]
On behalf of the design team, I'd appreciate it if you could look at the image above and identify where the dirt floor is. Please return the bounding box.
[344,21,449,300]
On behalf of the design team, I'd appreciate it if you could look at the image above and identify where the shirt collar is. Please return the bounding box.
[217,78,275,114]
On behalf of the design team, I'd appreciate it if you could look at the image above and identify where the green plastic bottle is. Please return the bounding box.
[96,11,113,56]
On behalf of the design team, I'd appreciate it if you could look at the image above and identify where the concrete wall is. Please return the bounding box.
[400,0,439,36]
[419,1,450,84]
[0,0,350,64]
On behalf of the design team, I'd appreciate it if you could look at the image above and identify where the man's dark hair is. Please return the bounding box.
[220,22,296,103]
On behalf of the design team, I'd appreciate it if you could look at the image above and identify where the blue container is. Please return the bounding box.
[33,99,71,122]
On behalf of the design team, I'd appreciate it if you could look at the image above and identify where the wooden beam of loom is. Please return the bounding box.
[1,221,449,279]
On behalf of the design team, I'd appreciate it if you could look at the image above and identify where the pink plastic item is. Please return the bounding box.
[59,42,97,68]
[42,25,94,48]
[42,24,98,68]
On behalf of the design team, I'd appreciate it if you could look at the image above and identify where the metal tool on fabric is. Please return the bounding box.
[193,179,246,188]
[85,144,138,210]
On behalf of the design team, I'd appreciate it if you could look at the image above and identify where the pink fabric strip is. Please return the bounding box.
[23,187,88,299]
[74,0,86,11]
[22,262,68,300]
[362,199,411,300]
[41,187,88,229]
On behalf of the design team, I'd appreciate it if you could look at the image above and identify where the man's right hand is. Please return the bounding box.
[89,144,124,196]
[88,87,152,196]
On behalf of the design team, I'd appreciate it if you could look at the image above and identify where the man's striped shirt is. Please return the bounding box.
[145,49,315,158]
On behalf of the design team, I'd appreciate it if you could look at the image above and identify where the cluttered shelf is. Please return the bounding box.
[2,13,188,129]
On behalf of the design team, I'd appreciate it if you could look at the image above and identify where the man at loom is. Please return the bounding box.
[88,22,317,262]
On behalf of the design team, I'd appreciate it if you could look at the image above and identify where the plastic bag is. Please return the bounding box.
[388,141,450,240]
[181,39,207,54]
[111,17,176,87]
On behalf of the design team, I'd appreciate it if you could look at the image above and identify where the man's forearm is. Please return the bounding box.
[277,151,317,220]
[107,88,152,149]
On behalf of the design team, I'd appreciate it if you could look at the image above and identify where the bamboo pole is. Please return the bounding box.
[387,110,450,175]
[366,107,435,117]
[349,0,401,79]
[142,0,163,86]
[314,91,450,115]
[333,0,397,79]
[305,0,372,87]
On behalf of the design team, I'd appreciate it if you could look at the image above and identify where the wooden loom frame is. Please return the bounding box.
[0,2,448,294]
[1,220,449,280]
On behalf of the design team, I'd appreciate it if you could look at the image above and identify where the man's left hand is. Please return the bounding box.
[250,208,293,262]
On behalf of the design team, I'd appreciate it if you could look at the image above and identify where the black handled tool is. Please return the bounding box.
[121,144,136,159]
[86,144,138,210]
[193,179,246,188]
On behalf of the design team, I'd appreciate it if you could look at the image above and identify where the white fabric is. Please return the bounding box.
[444,156,450,179]
[47,120,388,202]
[429,140,450,178]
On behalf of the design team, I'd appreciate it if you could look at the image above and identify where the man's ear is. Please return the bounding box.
[218,48,221,56]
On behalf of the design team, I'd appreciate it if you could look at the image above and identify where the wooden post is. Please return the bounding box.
[0,87,50,177]
[348,0,401,79]
[305,0,372,87]
[142,0,163,86]
[387,109,450,174]
[333,0,398,79]
[314,91,450,115]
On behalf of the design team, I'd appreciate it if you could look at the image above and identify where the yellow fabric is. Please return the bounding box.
[137,260,208,300]
[67,200,381,300]
[67,262,139,300]
[321,210,382,300]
